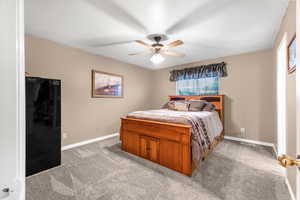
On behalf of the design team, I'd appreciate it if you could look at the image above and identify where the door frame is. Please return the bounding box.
[0,0,25,199]
[296,0,300,199]
[16,0,25,199]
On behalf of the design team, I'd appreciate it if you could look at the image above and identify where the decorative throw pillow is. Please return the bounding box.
[188,100,207,111]
[167,101,176,110]
[174,101,190,111]
[202,102,216,111]
[162,102,169,109]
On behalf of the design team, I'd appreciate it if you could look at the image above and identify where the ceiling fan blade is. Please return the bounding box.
[162,51,185,57]
[166,40,184,48]
[135,40,152,48]
[129,50,151,56]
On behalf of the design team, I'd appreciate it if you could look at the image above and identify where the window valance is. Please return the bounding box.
[169,62,227,81]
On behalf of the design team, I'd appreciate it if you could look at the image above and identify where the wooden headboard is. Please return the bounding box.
[168,95,225,127]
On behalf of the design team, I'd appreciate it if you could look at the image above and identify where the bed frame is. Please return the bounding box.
[120,95,225,176]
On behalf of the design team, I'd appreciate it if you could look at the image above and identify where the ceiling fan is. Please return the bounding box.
[129,34,185,64]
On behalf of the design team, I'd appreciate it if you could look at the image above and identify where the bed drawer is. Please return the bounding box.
[140,136,159,163]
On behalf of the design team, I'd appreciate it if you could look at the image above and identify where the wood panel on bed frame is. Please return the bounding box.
[120,95,225,176]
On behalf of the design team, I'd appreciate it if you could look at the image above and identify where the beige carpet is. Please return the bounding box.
[26,137,291,200]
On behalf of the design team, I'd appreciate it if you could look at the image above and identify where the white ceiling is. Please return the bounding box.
[25,0,288,69]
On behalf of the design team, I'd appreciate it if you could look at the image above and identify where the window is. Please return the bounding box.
[176,76,219,96]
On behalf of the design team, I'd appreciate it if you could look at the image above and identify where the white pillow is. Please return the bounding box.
[174,101,190,111]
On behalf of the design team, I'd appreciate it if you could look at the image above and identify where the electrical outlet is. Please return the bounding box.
[63,133,68,140]
[240,128,246,137]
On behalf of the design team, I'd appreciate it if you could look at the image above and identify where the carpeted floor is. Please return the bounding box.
[26,137,291,200]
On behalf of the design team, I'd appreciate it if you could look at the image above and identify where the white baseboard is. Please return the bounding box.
[285,177,296,200]
[224,135,274,147]
[62,133,120,151]
[224,136,277,155]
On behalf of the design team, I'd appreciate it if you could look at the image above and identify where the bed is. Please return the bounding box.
[120,95,225,176]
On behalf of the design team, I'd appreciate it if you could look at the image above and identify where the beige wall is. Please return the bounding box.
[25,35,153,146]
[274,1,296,196]
[151,49,276,143]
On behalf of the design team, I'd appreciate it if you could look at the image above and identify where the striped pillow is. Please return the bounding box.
[188,100,207,111]
[202,102,216,111]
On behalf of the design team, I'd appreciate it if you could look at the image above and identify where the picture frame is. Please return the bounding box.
[92,70,123,98]
[287,34,296,73]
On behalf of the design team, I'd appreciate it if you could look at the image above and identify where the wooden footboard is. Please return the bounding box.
[120,117,193,176]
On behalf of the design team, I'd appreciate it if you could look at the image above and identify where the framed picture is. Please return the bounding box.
[287,34,296,73]
[92,70,123,98]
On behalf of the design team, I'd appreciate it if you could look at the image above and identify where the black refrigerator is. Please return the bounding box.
[26,77,61,176]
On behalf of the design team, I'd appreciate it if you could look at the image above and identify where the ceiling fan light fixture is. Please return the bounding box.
[150,53,164,64]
